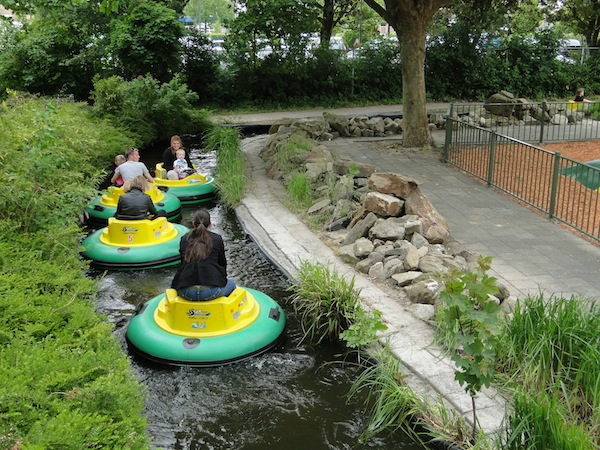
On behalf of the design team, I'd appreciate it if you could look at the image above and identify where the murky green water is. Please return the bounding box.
[91,138,428,450]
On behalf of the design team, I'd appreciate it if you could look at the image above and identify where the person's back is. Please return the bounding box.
[112,148,153,185]
[115,176,164,220]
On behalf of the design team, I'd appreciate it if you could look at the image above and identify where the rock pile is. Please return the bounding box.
[456,90,590,128]
[260,128,510,322]
[268,111,445,141]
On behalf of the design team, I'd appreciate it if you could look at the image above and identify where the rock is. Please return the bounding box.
[333,160,378,178]
[354,237,375,258]
[338,244,359,265]
[323,111,350,137]
[364,192,404,217]
[368,261,385,279]
[419,255,448,274]
[404,279,441,305]
[368,172,419,199]
[392,271,422,286]
[307,198,331,214]
[369,218,406,241]
[342,212,378,245]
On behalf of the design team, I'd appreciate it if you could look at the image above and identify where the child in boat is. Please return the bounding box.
[173,149,191,179]
[171,209,236,301]
[113,154,126,186]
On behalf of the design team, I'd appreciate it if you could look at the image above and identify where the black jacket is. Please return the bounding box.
[162,147,193,171]
[171,231,228,289]
[114,188,158,220]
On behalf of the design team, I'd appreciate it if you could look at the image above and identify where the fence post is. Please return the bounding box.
[539,101,546,144]
[487,132,497,186]
[443,104,453,163]
[548,151,560,219]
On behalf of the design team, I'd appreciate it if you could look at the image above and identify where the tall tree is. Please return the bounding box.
[552,0,600,48]
[318,0,359,48]
[363,0,451,147]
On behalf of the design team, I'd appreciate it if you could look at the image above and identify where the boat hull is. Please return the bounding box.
[125,287,286,367]
[154,164,217,205]
[81,220,189,270]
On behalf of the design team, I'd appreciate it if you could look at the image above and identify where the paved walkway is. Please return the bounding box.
[230,107,600,441]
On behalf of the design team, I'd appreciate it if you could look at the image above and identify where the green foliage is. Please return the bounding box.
[108,1,184,82]
[503,389,595,450]
[285,171,314,209]
[348,348,423,443]
[435,256,501,396]
[0,93,131,233]
[340,308,387,361]
[0,2,110,101]
[206,126,245,207]
[91,74,212,145]
[0,95,148,449]
[290,260,362,345]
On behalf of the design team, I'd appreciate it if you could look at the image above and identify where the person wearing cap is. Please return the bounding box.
[111,147,154,184]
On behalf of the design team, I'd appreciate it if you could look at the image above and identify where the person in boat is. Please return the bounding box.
[113,154,126,187]
[111,147,154,185]
[114,175,166,221]
[163,135,193,180]
[173,149,193,179]
[171,209,236,301]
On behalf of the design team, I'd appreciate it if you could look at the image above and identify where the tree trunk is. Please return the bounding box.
[364,0,450,148]
[320,0,335,49]
[394,16,431,147]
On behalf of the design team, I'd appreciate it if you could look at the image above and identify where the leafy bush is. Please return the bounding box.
[0,95,149,449]
[0,93,131,233]
[90,74,213,146]
[290,260,362,345]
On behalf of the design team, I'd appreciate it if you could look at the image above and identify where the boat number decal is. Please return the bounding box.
[128,234,134,243]
[187,309,210,318]
[191,322,207,329]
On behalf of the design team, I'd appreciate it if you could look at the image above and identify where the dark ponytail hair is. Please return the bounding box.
[184,209,213,263]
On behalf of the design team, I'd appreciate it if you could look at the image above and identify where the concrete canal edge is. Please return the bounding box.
[234,134,507,440]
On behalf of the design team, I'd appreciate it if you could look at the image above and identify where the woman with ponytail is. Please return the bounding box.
[171,209,236,301]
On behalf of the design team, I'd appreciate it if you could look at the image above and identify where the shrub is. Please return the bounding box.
[290,260,362,345]
[90,74,213,146]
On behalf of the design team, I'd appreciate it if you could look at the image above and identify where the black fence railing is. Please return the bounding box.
[443,113,600,243]
[450,101,600,143]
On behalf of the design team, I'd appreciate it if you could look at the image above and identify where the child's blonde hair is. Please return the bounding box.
[176,149,186,158]
[115,154,126,165]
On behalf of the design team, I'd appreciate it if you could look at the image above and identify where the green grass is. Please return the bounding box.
[206,126,246,207]
[290,260,362,345]
[496,294,600,448]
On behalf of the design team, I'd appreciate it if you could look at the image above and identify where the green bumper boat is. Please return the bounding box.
[81,217,189,270]
[125,287,286,367]
[154,163,217,205]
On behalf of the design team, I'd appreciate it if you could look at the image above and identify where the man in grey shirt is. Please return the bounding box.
[111,148,154,185]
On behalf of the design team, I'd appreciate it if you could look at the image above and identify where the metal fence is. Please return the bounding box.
[450,101,600,144]
[443,116,600,243]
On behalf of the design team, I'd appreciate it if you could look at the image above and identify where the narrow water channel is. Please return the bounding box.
[91,137,428,450]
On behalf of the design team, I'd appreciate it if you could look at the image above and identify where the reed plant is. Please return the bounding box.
[496,293,600,448]
[206,126,246,207]
[290,260,361,345]
[285,171,314,211]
